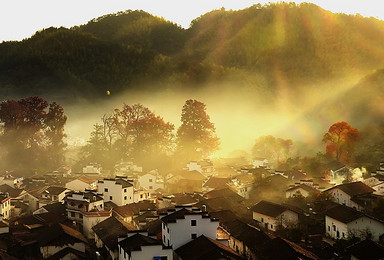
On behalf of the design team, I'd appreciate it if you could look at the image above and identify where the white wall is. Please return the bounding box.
[66,179,94,192]
[119,244,173,260]
[97,180,134,206]
[253,210,298,231]
[138,173,164,192]
[326,188,362,210]
[0,199,11,219]
[83,214,110,239]
[326,215,384,241]
[162,213,219,249]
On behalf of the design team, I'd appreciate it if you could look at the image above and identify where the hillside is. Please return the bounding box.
[1,3,384,100]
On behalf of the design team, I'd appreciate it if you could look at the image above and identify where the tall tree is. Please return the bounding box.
[322,121,359,163]
[113,103,174,169]
[176,99,219,161]
[252,135,293,165]
[0,97,67,171]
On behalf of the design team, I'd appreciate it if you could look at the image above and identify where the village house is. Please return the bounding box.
[97,176,134,206]
[161,207,219,249]
[133,188,151,203]
[39,186,69,206]
[33,201,66,216]
[0,193,11,220]
[346,239,384,260]
[37,223,87,259]
[175,235,243,260]
[221,219,271,259]
[137,171,164,194]
[227,173,255,199]
[65,175,97,192]
[251,200,299,231]
[186,160,215,176]
[325,204,384,241]
[92,216,137,260]
[203,177,230,192]
[285,184,319,198]
[115,161,143,175]
[166,170,205,193]
[118,231,173,260]
[82,162,102,175]
[324,181,375,210]
[65,190,104,223]
[0,174,23,188]
[252,157,269,168]
[0,184,26,216]
[113,200,157,223]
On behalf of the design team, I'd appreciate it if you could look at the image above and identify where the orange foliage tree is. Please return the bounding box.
[322,121,359,163]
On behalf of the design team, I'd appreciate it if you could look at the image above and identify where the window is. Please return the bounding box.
[167,228,169,233]
[124,196,127,200]
[191,220,197,226]
[149,186,153,189]
[270,224,273,229]
[333,225,336,231]
[261,218,264,223]
[342,232,345,238]
[328,226,330,231]
[104,188,108,192]
[109,196,113,200]
[79,214,83,219]
[140,194,143,199]
[124,189,127,192]
[71,212,75,217]
[191,233,197,239]
[149,179,153,182]
[163,235,165,242]
[154,257,168,260]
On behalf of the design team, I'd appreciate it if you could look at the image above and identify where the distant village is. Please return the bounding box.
[0,157,383,260]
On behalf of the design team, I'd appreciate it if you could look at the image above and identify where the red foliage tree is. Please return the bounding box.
[322,121,359,162]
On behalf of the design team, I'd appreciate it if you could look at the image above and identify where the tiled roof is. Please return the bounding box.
[258,237,320,260]
[161,208,215,224]
[325,204,371,224]
[37,223,87,246]
[92,217,137,250]
[118,233,160,252]
[76,175,97,184]
[346,239,384,260]
[113,201,156,217]
[204,188,243,201]
[175,235,243,260]
[222,219,270,252]
[0,184,24,197]
[286,184,318,193]
[43,186,68,196]
[250,200,290,217]
[203,177,230,189]
[98,178,133,188]
[326,181,374,196]
[42,202,67,216]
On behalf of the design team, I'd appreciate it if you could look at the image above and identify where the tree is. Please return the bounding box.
[176,99,219,162]
[252,135,293,165]
[322,121,359,163]
[113,103,174,169]
[0,96,67,171]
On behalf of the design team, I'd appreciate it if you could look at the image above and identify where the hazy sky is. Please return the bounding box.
[1,0,383,42]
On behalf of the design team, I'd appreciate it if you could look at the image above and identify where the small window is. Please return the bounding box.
[140,194,143,198]
[163,235,165,242]
[167,228,169,233]
[104,188,108,192]
[261,217,264,223]
[124,196,127,200]
[333,226,336,231]
[124,189,127,192]
[191,220,196,226]
[79,214,83,219]
[270,224,273,229]
[71,212,75,217]
[109,196,113,200]
[191,233,197,239]
[328,226,330,231]
[342,232,345,238]
[149,186,153,189]
[149,179,153,182]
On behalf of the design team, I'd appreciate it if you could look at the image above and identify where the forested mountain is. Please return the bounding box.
[1,3,384,100]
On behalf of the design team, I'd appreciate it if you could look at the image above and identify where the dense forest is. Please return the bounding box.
[1,3,384,99]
